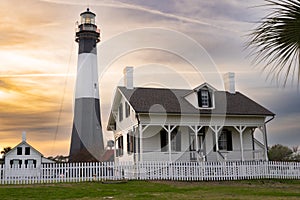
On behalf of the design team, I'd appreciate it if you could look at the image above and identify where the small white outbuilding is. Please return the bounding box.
[3,132,54,179]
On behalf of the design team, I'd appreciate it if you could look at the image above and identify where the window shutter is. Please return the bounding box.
[176,132,181,152]
[160,130,167,152]
[33,160,37,167]
[208,91,212,107]
[118,138,121,149]
[120,136,123,155]
[133,135,136,153]
[197,91,202,107]
[127,134,130,153]
[118,103,123,122]
[227,131,233,151]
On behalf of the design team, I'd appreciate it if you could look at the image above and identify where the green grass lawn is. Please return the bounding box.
[1,179,300,200]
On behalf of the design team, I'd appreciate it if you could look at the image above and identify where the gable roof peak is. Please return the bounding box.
[193,82,217,92]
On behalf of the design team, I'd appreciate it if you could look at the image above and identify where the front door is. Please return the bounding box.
[189,133,205,161]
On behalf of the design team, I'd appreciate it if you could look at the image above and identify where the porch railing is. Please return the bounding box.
[207,149,265,161]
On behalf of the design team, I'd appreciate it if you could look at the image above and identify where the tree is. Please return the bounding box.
[268,144,293,161]
[246,0,300,85]
[1,147,12,155]
[47,155,69,163]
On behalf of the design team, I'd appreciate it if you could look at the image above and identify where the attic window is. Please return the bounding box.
[197,88,212,108]
[25,147,30,155]
[17,147,22,155]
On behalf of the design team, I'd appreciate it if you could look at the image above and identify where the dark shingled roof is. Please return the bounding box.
[118,86,274,116]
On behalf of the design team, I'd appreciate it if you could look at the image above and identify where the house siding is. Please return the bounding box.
[116,97,138,133]
[114,95,138,163]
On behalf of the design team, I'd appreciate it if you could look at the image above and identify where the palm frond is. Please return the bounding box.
[246,0,300,86]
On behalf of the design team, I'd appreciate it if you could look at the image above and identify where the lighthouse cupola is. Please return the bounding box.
[81,8,95,24]
[75,8,100,44]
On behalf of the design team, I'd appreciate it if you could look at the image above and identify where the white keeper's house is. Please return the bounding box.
[107,67,275,163]
[3,132,54,178]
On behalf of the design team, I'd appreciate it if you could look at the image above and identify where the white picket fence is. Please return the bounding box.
[0,161,300,184]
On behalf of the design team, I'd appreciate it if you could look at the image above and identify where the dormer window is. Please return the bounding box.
[184,83,216,110]
[197,88,212,108]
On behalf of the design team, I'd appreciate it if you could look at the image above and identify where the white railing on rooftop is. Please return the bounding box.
[0,161,300,184]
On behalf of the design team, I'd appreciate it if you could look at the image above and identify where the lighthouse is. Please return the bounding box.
[69,8,104,162]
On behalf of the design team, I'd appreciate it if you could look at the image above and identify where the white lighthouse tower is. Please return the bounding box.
[69,8,104,162]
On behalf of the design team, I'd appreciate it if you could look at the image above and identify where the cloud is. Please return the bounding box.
[268,113,300,147]
[0,76,73,156]
[0,1,56,47]
[41,0,239,33]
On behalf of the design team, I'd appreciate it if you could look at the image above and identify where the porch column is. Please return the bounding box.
[139,124,143,162]
[168,125,172,162]
[234,126,246,161]
[139,124,150,162]
[263,125,269,161]
[209,126,222,161]
[195,126,199,152]
[163,125,177,163]
[259,125,269,161]
[114,135,117,163]
[215,131,219,151]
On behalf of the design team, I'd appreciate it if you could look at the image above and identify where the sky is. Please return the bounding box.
[0,0,299,157]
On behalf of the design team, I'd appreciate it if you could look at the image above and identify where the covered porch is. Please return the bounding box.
[132,122,269,163]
